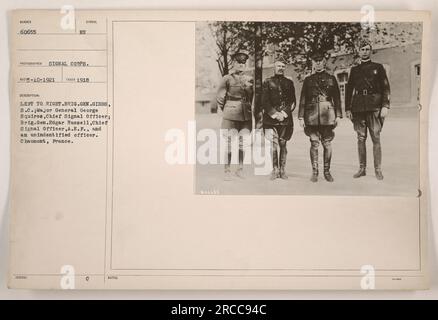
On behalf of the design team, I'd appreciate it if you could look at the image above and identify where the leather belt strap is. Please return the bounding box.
[312,96,331,102]
[227,95,242,101]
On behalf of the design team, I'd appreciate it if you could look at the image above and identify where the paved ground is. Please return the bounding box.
[195,108,419,196]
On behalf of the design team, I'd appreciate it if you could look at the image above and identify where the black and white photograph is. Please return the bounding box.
[195,21,423,196]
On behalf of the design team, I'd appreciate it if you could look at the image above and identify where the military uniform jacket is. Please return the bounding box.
[216,70,254,121]
[298,71,342,126]
[261,75,296,126]
[345,60,390,113]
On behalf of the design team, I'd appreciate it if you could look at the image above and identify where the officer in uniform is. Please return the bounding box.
[216,50,254,180]
[298,50,342,182]
[345,39,390,180]
[261,60,296,180]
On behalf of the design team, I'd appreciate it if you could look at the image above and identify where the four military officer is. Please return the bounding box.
[345,39,391,180]
[261,60,296,180]
[215,39,390,183]
[298,50,342,182]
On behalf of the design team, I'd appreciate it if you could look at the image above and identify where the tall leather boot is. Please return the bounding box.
[353,138,367,178]
[270,148,279,180]
[323,142,334,182]
[279,144,288,180]
[224,152,232,181]
[235,150,245,179]
[310,142,319,182]
[373,139,384,180]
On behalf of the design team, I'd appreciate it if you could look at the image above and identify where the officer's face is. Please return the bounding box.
[274,62,286,75]
[234,61,246,72]
[312,57,326,72]
[359,45,372,60]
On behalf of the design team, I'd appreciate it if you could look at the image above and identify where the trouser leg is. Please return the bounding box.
[368,111,383,171]
[368,111,384,180]
[357,135,367,169]
[352,114,368,178]
[371,136,381,171]
[353,115,367,169]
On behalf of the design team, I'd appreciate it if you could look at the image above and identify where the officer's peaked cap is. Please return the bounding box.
[309,50,325,60]
[358,38,372,49]
[231,50,250,62]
